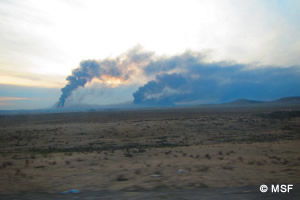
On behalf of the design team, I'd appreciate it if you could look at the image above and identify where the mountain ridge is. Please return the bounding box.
[223,96,300,106]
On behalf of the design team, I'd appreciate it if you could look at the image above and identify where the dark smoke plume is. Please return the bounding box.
[133,52,300,105]
[58,47,300,107]
[57,47,153,108]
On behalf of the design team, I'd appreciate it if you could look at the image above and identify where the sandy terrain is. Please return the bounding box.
[0,107,299,199]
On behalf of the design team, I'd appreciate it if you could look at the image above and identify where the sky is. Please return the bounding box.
[0,0,300,109]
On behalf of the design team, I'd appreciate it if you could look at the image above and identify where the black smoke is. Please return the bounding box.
[57,47,153,108]
[133,52,300,105]
[133,74,187,105]
[58,47,300,107]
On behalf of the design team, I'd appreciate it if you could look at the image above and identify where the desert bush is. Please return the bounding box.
[35,165,45,169]
[222,166,234,170]
[1,161,13,168]
[116,174,128,181]
[25,159,29,167]
[134,169,141,175]
[77,158,85,162]
[238,156,244,162]
[248,161,255,165]
[205,154,211,160]
[15,169,21,175]
[197,165,209,172]
[144,162,151,167]
[48,161,56,165]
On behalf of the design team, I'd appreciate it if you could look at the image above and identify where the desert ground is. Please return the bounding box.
[0,106,299,199]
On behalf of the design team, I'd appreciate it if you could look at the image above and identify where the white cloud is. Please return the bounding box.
[0,0,299,89]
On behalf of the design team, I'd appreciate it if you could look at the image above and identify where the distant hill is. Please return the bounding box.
[273,96,300,104]
[226,99,264,105]
[223,96,300,107]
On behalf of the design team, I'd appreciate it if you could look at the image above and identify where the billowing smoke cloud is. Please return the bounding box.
[58,47,300,107]
[133,74,188,105]
[133,52,300,105]
[57,46,153,108]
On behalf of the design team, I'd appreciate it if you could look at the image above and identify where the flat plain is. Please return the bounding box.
[0,106,299,199]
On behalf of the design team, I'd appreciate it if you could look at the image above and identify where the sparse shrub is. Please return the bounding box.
[248,161,255,165]
[15,169,21,175]
[144,162,151,167]
[197,166,209,172]
[116,174,128,181]
[35,165,45,169]
[154,170,161,175]
[222,166,234,170]
[124,150,133,158]
[205,154,211,160]
[256,161,264,166]
[2,161,13,168]
[25,159,29,167]
[138,149,146,153]
[134,169,141,175]
[77,158,85,162]
[48,161,56,165]
[281,159,289,165]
